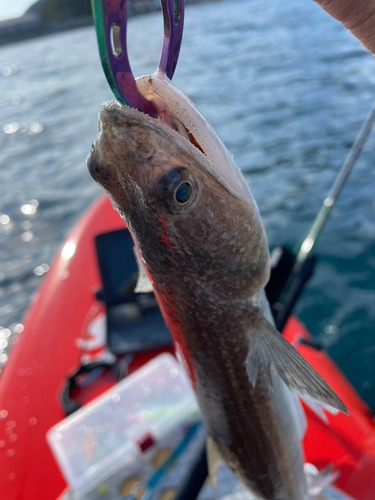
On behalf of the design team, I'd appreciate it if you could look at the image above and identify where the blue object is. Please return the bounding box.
[119,422,201,500]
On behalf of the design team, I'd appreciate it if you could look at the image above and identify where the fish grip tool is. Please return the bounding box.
[91,0,184,114]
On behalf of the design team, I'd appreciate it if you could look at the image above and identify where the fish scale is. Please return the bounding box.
[87,74,347,500]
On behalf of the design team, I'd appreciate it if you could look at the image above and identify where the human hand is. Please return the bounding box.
[315,0,375,55]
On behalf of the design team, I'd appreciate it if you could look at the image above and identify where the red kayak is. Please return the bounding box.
[1,194,375,500]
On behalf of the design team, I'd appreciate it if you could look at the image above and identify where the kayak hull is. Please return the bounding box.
[1,194,374,500]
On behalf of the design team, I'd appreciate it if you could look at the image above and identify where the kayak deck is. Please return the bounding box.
[1,194,375,500]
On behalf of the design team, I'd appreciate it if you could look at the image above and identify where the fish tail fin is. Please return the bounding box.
[305,463,338,497]
[245,312,348,415]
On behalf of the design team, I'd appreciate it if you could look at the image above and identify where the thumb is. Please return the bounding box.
[314,0,375,56]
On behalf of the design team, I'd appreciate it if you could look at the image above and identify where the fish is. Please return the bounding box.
[87,72,348,500]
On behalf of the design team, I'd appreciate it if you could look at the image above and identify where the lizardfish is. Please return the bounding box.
[87,73,347,500]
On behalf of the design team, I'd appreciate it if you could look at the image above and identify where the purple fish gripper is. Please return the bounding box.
[101,0,184,117]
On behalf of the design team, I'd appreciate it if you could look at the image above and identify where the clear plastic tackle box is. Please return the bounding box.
[47,353,200,497]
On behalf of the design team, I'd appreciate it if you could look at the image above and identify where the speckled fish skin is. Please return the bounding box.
[87,101,309,499]
[87,95,346,499]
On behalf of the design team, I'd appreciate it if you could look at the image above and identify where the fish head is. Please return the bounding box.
[88,99,269,297]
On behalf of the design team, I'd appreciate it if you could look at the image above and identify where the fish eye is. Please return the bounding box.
[155,167,198,214]
[175,181,193,205]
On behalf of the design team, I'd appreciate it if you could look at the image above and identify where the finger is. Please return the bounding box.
[314,0,375,55]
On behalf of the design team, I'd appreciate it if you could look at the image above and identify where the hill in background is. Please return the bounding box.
[0,0,204,45]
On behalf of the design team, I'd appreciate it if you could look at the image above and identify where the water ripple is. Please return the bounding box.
[0,0,374,406]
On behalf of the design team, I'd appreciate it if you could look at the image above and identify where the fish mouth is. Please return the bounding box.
[87,104,126,185]
[88,102,139,182]
[86,140,108,184]
[99,100,130,121]
[97,100,167,136]
[97,75,251,204]
[135,74,251,203]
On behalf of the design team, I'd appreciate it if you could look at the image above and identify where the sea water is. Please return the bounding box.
[0,0,374,409]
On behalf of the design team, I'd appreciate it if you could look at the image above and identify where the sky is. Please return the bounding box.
[0,0,35,21]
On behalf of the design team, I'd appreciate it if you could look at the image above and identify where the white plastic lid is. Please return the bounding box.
[47,353,198,493]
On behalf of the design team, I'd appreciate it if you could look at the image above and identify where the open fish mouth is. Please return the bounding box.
[98,100,140,122]
[97,73,252,204]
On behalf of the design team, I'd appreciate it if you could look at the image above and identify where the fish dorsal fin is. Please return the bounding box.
[245,312,348,415]
[206,435,223,491]
[133,247,154,293]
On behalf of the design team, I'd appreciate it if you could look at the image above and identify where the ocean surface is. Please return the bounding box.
[0,0,374,409]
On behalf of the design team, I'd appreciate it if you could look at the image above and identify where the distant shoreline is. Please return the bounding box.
[0,0,219,48]
[0,16,94,47]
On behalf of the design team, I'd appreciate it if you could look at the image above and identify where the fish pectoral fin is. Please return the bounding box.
[206,435,223,491]
[301,394,339,424]
[245,312,348,415]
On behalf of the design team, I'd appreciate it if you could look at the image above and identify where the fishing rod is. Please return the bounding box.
[296,100,375,263]
[172,100,375,500]
[272,100,375,331]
